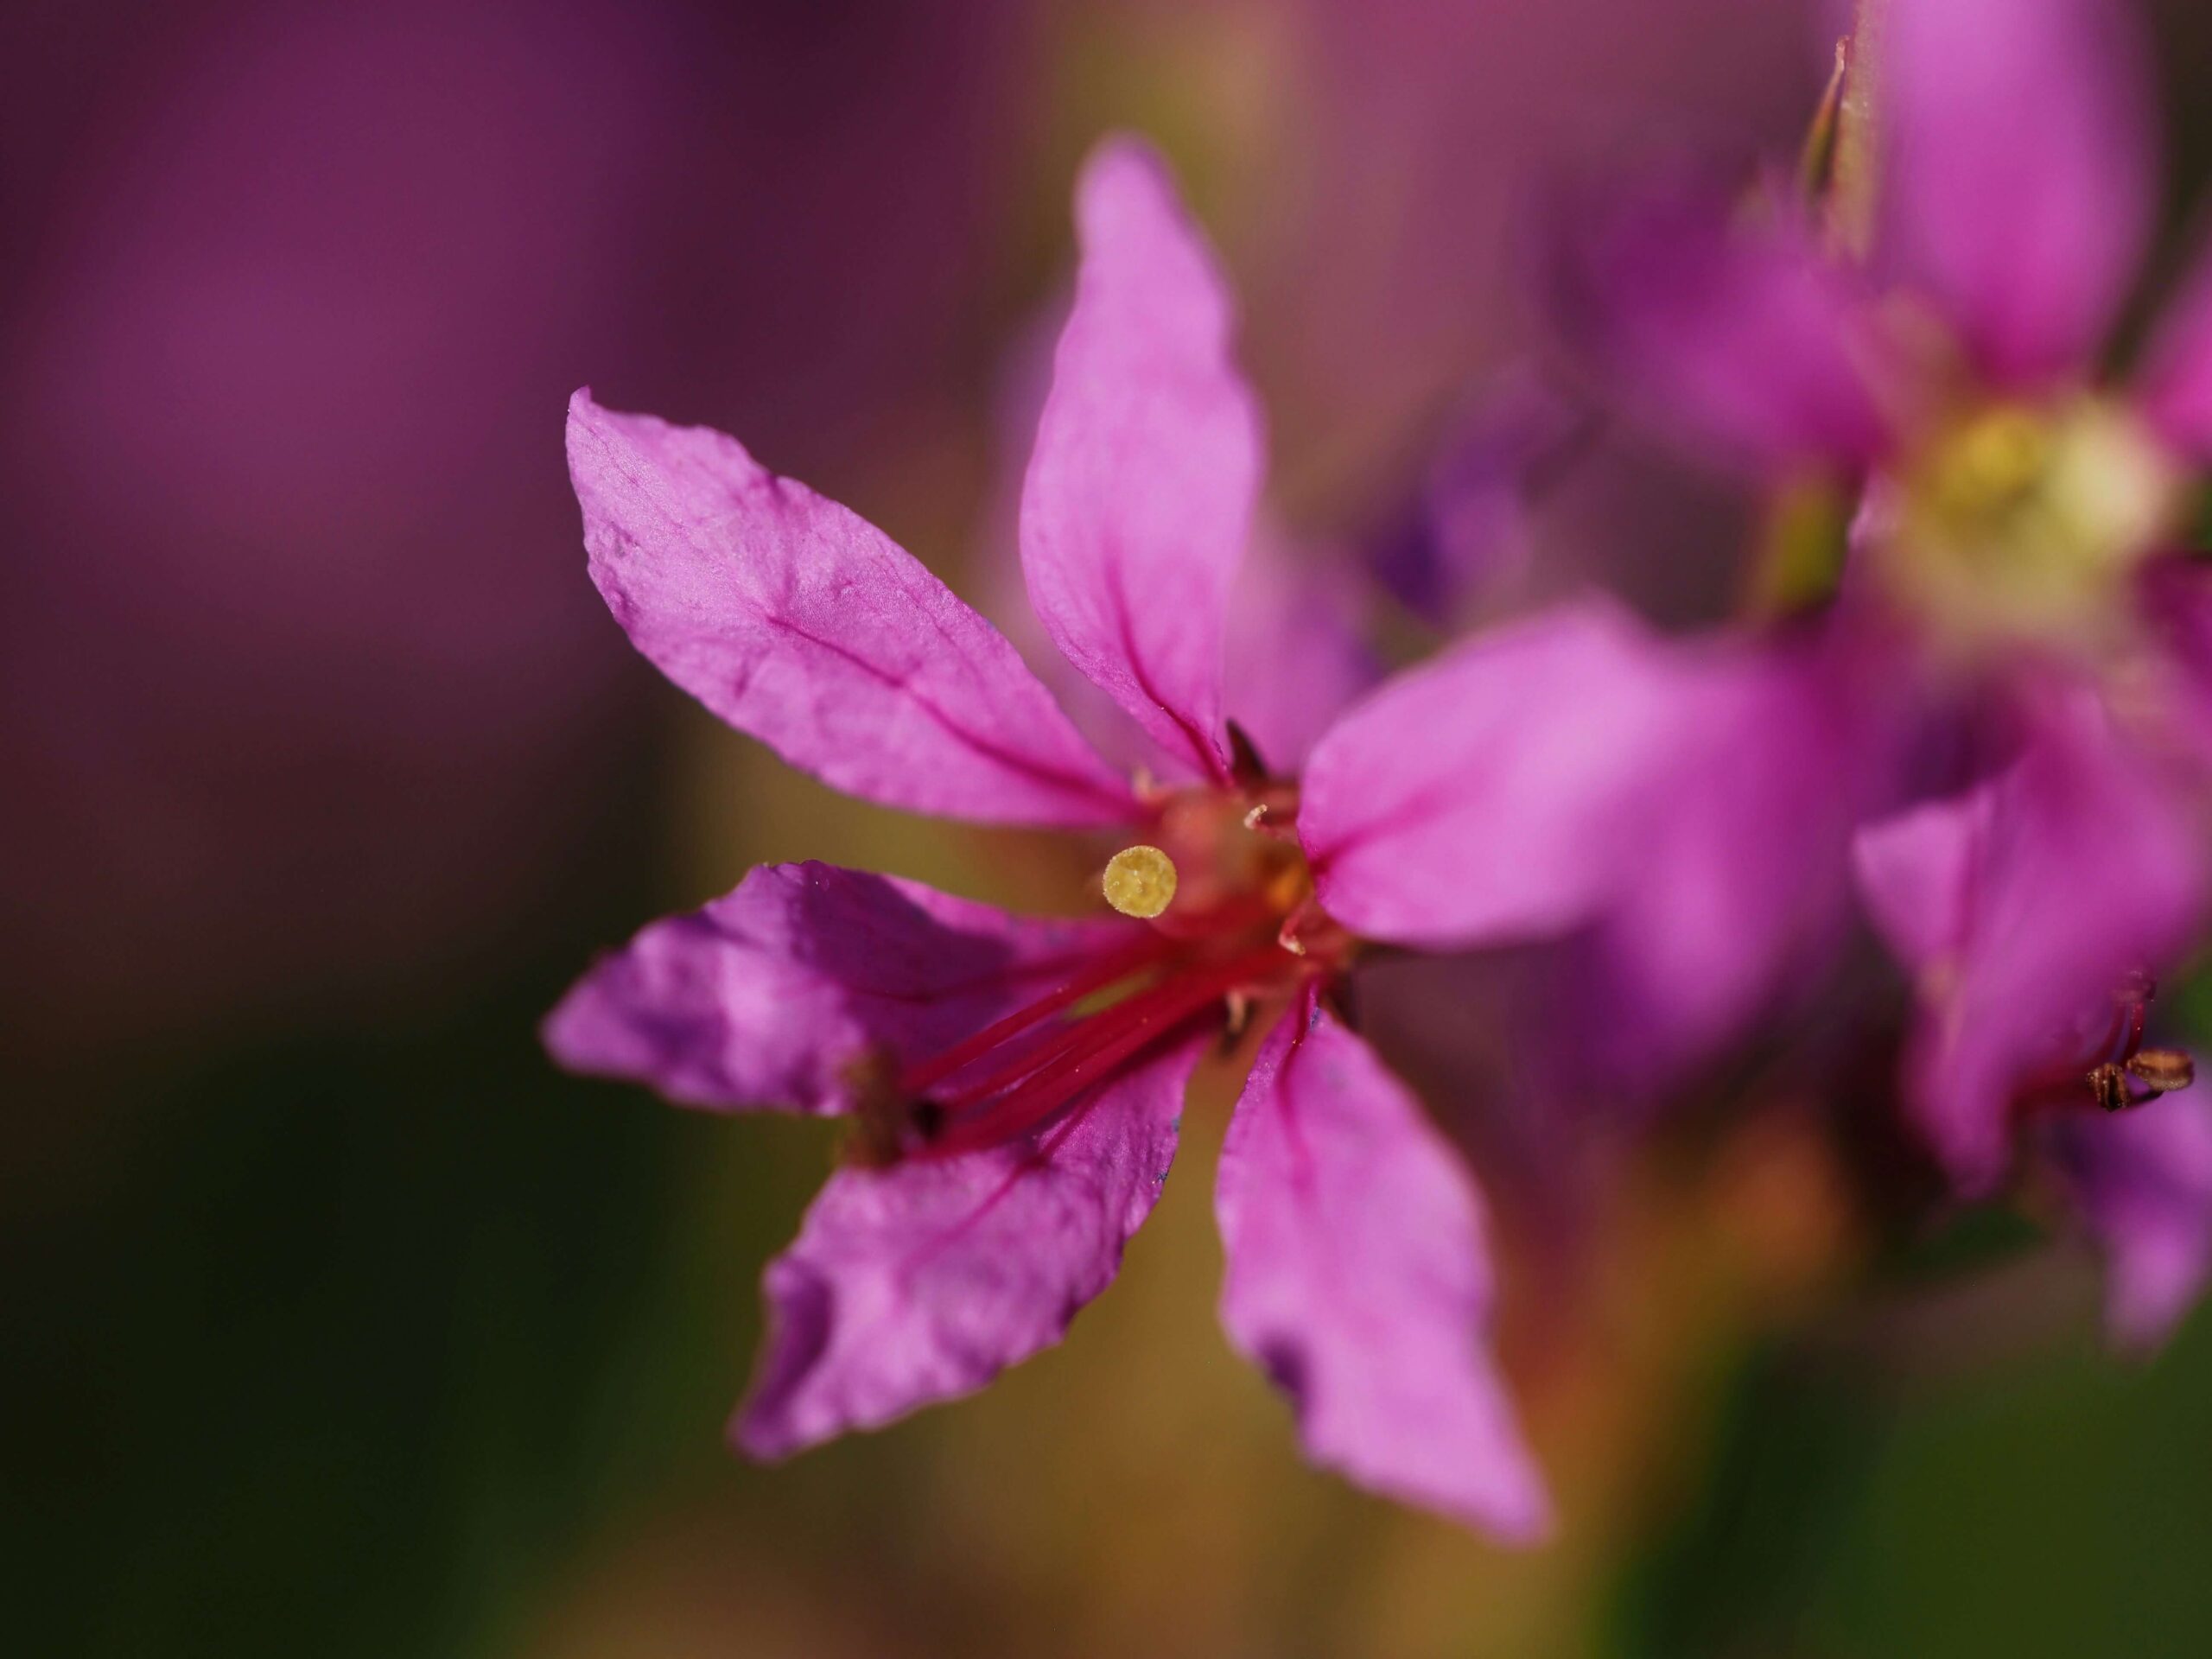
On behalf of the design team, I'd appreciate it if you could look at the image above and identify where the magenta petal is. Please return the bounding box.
[1854,711,2206,1189]
[545,861,1141,1114]
[1222,526,1379,772]
[1300,603,1676,948]
[1851,790,1993,976]
[567,391,1133,826]
[1573,644,1860,1081]
[2135,228,2212,459]
[1541,175,1895,473]
[734,1031,1205,1456]
[2043,1095,2212,1350]
[1215,995,1548,1538]
[1879,0,2157,386]
[1020,137,1262,784]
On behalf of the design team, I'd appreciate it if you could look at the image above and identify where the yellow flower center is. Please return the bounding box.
[1878,397,2181,655]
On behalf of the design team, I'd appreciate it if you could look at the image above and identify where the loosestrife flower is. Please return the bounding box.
[547,139,1554,1535]
[1486,0,2212,1338]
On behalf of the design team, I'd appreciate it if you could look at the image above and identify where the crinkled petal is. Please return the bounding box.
[1299,602,1679,949]
[734,1030,1205,1456]
[568,390,1133,826]
[2042,1094,2212,1350]
[1541,173,1896,474]
[545,861,1141,1113]
[1854,708,2206,1188]
[2134,228,2212,460]
[1878,0,2156,386]
[1020,137,1262,784]
[1215,992,1549,1539]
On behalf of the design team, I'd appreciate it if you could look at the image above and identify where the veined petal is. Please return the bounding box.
[1299,603,1676,948]
[1215,993,1549,1539]
[1020,137,1262,784]
[2134,227,2212,460]
[568,390,1133,826]
[545,861,1141,1114]
[1541,174,1895,474]
[1854,709,2206,1189]
[734,1030,1205,1457]
[2043,1094,2212,1350]
[1878,0,2157,387]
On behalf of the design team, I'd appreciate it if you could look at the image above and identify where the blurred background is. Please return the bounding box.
[9,1,2212,1654]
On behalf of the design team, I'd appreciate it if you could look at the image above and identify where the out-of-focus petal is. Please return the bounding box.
[1541,175,1896,474]
[1856,708,2206,1189]
[1215,993,1548,1539]
[734,1031,1203,1456]
[1298,603,1677,948]
[1020,137,1262,784]
[2134,228,2212,460]
[1878,0,2156,386]
[1574,641,1863,1082]
[545,861,1141,1113]
[2137,559,2212,766]
[1223,525,1380,773]
[1851,788,1994,974]
[2042,1094,2212,1350]
[1371,369,1586,624]
[567,391,1134,826]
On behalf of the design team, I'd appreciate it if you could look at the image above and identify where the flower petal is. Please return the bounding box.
[1222,525,1379,773]
[1570,642,1862,1083]
[1215,992,1548,1538]
[1878,0,2157,386]
[1298,602,1677,948]
[2042,1094,2212,1350]
[734,1030,1204,1456]
[1371,369,1585,623]
[567,390,1133,826]
[2134,229,2212,460]
[1856,708,2206,1189]
[545,861,1141,1114]
[1850,788,1994,976]
[1540,173,1895,474]
[1020,137,1262,784]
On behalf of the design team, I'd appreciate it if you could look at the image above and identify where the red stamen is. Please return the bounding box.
[896,932,1174,1097]
[913,944,1295,1159]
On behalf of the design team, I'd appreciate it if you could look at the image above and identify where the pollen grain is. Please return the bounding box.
[1103,845,1178,919]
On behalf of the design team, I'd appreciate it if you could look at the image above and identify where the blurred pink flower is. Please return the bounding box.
[1855,713,2212,1346]
[1475,0,2212,1330]
[547,141,1560,1535]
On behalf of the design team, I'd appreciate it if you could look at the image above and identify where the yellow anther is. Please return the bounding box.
[1103,845,1178,918]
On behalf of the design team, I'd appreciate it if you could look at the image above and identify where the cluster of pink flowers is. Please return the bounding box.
[549,0,2212,1535]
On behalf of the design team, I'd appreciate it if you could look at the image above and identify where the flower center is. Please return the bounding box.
[855,777,1343,1165]
[1876,397,2181,655]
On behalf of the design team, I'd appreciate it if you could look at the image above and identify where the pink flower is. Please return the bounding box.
[545,139,1555,1536]
[1492,0,2212,1332]
[1853,704,2212,1346]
